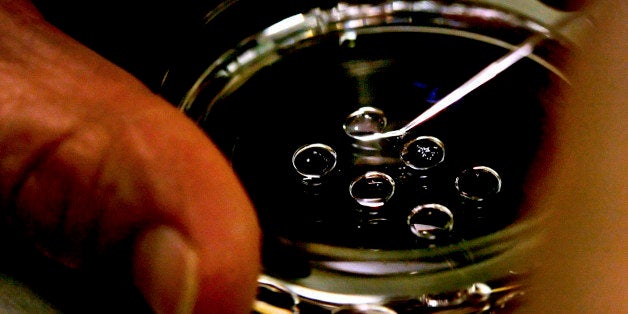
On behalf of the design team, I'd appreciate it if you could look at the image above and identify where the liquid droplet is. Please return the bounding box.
[401,136,445,170]
[407,204,454,240]
[339,30,358,48]
[420,289,466,308]
[350,171,395,207]
[455,166,502,201]
[343,107,387,139]
[466,282,492,303]
[292,143,337,178]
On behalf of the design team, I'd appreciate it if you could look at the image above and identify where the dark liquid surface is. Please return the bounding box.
[201,31,559,250]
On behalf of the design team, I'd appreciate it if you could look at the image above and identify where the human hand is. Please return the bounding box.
[0,0,624,313]
[0,1,260,313]
[520,0,627,312]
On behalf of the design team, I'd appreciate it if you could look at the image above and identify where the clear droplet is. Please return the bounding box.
[339,30,358,48]
[292,143,337,178]
[455,166,502,201]
[343,107,387,138]
[401,136,445,170]
[407,204,454,240]
[466,282,492,303]
[420,289,466,308]
[349,171,395,207]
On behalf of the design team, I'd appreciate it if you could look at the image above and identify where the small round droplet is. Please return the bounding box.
[350,171,395,208]
[455,166,502,201]
[343,107,387,138]
[292,143,337,178]
[465,282,492,303]
[339,30,358,48]
[401,136,445,170]
[407,204,454,240]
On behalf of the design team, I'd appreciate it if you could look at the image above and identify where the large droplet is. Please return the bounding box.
[455,166,502,201]
[292,143,337,178]
[343,107,387,139]
[349,171,395,208]
[401,136,445,170]
[407,204,454,240]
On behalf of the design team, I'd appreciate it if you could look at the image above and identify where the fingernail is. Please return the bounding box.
[133,226,199,314]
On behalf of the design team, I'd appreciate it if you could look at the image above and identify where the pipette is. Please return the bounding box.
[351,12,585,142]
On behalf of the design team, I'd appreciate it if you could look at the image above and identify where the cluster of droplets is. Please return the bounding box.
[291,106,503,244]
[255,278,516,314]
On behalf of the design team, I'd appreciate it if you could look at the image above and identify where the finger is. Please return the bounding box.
[0,1,260,313]
[521,0,627,312]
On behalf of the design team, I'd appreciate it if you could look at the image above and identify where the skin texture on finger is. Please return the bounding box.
[519,1,627,312]
[0,1,261,313]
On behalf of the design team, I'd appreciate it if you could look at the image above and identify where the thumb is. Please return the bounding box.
[0,1,261,313]
[133,226,200,314]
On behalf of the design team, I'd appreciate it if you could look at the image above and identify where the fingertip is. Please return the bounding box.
[133,226,200,314]
[132,220,261,314]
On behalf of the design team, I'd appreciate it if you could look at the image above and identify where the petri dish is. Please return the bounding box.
[163,1,587,312]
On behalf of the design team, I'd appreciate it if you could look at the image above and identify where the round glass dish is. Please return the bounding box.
[164,1,584,312]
